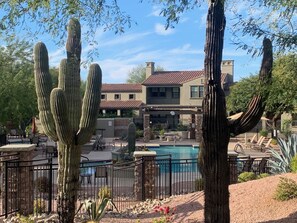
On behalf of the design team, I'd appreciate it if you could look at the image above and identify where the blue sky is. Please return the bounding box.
[40,1,262,83]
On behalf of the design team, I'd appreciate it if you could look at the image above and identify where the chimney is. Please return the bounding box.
[146,62,155,79]
[221,60,234,83]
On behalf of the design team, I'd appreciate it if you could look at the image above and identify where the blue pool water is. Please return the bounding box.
[149,145,199,173]
[149,145,199,159]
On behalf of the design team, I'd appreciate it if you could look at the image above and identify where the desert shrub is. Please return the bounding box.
[274,177,297,201]
[34,198,46,214]
[238,172,257,183]
[257,173,270,179]
[34,176,50,193]
[290,155,297,173]
[268,134,297,173]
[98,186,111,200]
[195,178,204,191]
[15,214,34,223]
[271,138,278,145]
[135,129,143,138]
[259,130,268,137]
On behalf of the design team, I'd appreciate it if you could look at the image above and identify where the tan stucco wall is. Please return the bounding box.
[180,78,204,107]
[103,92,142,101]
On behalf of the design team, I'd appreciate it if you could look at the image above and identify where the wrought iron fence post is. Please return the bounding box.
[48,158,53,213]
[169,157,172,197]
[111,164,114,205]
[4,160,8,218]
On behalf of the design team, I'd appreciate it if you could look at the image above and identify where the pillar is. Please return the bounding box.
[143,114,150,143]
[117,109,121,117]
[133,151,156,201]
[0,144,35,216]
[195,114,202,143]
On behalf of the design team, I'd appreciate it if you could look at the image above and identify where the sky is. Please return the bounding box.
[36,1,263,83]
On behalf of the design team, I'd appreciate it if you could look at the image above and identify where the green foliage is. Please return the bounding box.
[79,197,118,222]
[268,134,297,173]
[135,129,143,138]
[159,129,165,136]
[238,172,257,183]
[290,155,297,173]
[176,123,188,131]
[15,214,35,223]
[126,64,164,83]
[195,178,204,191]
[274,177,297,201]
[0,39,38,127]
[227,75,259,114]
[257,173,270,179]
[259,130,268,137]
[34,198,46,214]
[127,122,136,154]
[34,176,50,193]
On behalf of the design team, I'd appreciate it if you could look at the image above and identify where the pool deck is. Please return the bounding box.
[33,135,276,162]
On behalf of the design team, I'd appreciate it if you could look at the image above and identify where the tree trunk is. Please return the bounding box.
[57,143,81,223]
[200,1,230,222]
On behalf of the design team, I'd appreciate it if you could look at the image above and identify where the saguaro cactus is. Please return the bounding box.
[127,122,136,154]
[199,1,272,222]
[34,18,101,223]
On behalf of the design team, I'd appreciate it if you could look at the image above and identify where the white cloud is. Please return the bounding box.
[48,48,64,68]
[149,5,162,17]
[154,23,175,35]
[169,44,204,55]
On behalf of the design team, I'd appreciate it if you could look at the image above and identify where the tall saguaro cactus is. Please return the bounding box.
[200,1,272,222]
[34,18,101,223]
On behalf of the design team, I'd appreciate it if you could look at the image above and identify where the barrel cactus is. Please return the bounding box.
[34,18,101,223]
[127,122,136,154]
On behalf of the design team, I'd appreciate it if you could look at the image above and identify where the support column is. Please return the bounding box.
[195,114,202,142]
[0,144,35,216]
[133,151,156,201]
[143,114,150,143]
[117,109,121,117]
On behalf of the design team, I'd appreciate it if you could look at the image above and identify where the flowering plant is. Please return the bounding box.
[152,205,175,223]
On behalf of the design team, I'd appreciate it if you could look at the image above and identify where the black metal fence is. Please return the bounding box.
[0,154,269,218]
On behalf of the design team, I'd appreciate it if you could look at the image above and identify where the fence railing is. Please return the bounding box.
[0,154,269,218]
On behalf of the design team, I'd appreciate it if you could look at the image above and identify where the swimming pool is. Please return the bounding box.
[149,145,199,173]
[149,145,199,159]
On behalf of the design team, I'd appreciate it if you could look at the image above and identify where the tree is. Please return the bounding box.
[155,0,296,54]
[0,40,38,131]
[0,0,132,46]
[227,54,297,126]
[126,64,164,83]
[199,1,272,222]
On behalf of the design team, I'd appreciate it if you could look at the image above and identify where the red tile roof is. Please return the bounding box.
[142,71,204,86]
[100,100,144,109]
[102,84,142,92]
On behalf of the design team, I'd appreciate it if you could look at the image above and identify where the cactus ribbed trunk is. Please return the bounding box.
[199,1,272,222]
[34,18,101,223]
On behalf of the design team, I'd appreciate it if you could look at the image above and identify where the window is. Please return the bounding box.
[150,87,166,97]
[114,94,121,100]
[129,94,135,100]
[159,87,166,97]
[191,86,204,98]
[172,87,180,98]
[190,86,198,98]
[198,86,204,97]
[101,94,106,100]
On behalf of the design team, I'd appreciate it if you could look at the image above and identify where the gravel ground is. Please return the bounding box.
[100,173,297,223]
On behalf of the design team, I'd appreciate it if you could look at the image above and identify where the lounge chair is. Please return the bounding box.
[252,138,273,152]
[249,136,266,149]
[93,135,106,150]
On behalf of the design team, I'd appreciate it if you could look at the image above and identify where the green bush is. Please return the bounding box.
[34,176,50,193]
[135,129,143,138]
[238,172,257,183]
[257,173,270,179]
[259,130,268,137]
[290,155,297,173]
[195,178,204,191]
[274,177,297,201]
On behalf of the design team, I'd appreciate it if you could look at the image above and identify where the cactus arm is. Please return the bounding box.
[229,38,273,135]
[50,88,72,145]
[77,64,102,145]
[34,42,58,141]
